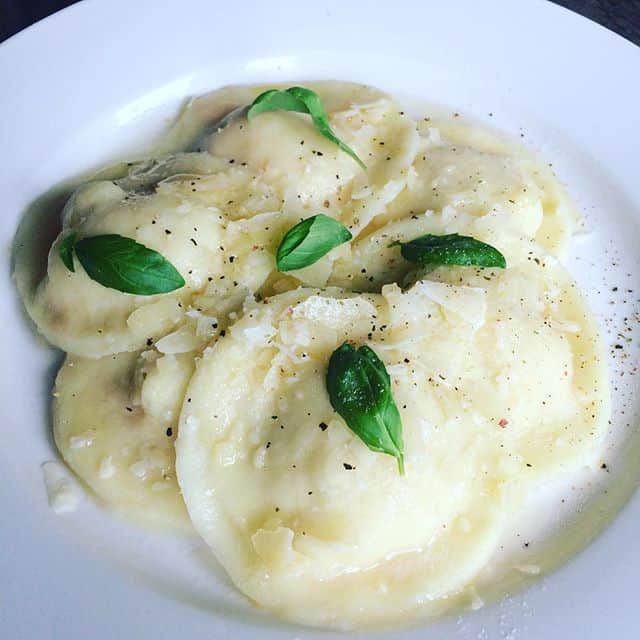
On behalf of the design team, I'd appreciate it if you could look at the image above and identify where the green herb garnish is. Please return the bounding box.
[276,214,352,272]
[326,342,404,474]
[59,233,185,295]
[248,86,366,169]
[391,233,506,268]
[58,232,78,272]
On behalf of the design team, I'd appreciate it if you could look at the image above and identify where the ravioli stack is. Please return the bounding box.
[19,82,608,629]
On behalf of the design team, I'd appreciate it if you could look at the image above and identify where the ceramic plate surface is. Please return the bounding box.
[1,1,639,638]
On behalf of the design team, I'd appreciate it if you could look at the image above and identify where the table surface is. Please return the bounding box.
[0,0,639,45]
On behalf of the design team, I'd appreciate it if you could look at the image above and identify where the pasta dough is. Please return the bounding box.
[176,261,607,628]
[54,350,190,528]
[17,81,609,629]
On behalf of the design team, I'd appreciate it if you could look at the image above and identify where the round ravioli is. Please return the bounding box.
[415,116,580,255]
[163,80,388,155]
[210,90,420,236]
[176,261,607,628]
[26,157,281,357]
[50,283,242,527]
[330,201,540,293]
[53,349,194,528]
[376,116,578,255]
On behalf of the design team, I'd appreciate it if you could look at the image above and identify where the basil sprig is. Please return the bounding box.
[248,86,366,169]
[326,342,404,474]
[59,233,185,295]
[277,214,352,272]
[391,233,506,269]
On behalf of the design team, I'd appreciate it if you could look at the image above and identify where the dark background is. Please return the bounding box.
[0,0,638,45]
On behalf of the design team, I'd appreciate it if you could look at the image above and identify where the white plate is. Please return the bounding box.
[1,1,639,638]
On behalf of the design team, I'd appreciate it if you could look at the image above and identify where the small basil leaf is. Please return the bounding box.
[393,233,506,268]
[58,232,77,272]
[326,342,405,474]
[277,214,352,272]
[248,86,366,169]
[247,89,308,118]
[74,234,185,295]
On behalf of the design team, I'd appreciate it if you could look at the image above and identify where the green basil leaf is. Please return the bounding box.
[392,233,506,268]
[326,342,404,474]
[248,86,366,169]
[277,214,352,272]
[59,232,77,272]
[247,89,308,118]
[74,234,185,295]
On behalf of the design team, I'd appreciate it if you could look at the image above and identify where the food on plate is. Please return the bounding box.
[54,351,190,528]
[16,81,609,629]
[176,260,606,628]
[24,154,278,357]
